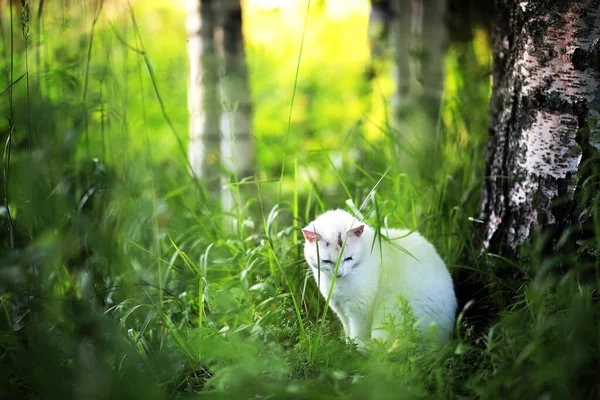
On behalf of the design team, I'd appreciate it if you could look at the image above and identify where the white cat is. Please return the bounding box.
[302,209,457,348]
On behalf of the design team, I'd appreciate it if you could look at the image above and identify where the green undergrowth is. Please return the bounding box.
[1,1,600,399]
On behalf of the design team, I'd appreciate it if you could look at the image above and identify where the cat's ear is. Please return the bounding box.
[348,225,365,237]
[302,228,323,243]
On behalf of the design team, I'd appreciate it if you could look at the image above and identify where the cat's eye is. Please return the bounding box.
[321,260,334,265]
[344,257,353,262]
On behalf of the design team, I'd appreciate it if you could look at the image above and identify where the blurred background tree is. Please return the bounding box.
[186,0,221,190]
[186,0,254,203]
[369,0,447,178]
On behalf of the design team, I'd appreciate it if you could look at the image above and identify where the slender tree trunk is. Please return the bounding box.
[418,0,446,125]
[480,0,600,254]
[388,0,447,172]
[367,0,391,79]
[217,0,254,181]
[389,0,412,132]
[215,0,254,223]
[186,0,221,190]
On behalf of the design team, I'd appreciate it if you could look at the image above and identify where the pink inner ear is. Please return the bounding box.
[302,229,322,242]
[348,225,365,237]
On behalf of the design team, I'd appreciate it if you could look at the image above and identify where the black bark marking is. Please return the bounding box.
[572,47,588,71]
[589,38,600,71]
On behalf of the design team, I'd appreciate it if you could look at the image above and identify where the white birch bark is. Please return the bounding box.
[480,0,600,253]
[186,0,221,189]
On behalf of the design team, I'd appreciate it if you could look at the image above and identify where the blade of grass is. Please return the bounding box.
[257,181,307,341]
[126,1,208,205]
[0,72,25,97]
[293,154,299,256]
[35,0,44,96]
[168,234,200,276]
[325,153,352,200]
[267,244,308,343]
[134,28,165,304]
[3,121,14,249]
[277,0,311,209]
[357,165,392,213]
[81,0,103,157]
[5,0,14,249]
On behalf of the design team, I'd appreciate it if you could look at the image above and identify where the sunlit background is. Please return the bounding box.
[2,0,491,185]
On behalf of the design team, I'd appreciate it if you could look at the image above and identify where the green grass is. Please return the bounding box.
[1,1,600,399]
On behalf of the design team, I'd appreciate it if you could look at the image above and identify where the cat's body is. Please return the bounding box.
[303,209,457,346]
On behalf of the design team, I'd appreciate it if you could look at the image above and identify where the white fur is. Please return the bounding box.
[303,209,457,347]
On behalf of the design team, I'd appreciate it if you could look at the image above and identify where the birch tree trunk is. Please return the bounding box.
[388,0,447,172]
[216,0,254,222]
[480,0,600,254]
[418,0,446,126]
[389,0,412,132]
[217,0,254,181]
[186,0,221,190]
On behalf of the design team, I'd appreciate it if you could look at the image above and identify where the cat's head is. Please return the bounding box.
[302,210,366,278]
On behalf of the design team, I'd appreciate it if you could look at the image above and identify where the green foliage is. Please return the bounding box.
[1,1,599,399]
